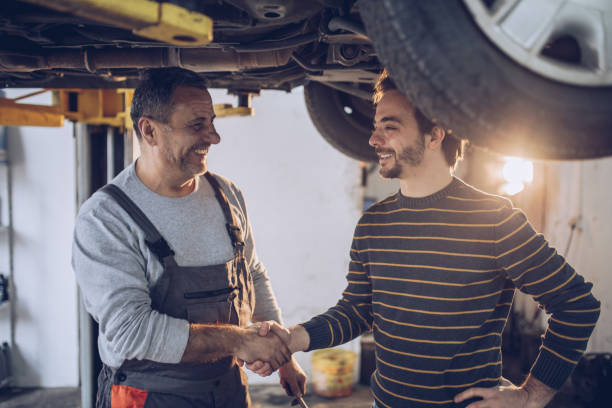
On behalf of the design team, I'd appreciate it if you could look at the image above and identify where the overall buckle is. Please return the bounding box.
[226,224,245,248]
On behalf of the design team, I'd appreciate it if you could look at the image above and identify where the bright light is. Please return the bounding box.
[500,157,533,195]
[501,182,524,196]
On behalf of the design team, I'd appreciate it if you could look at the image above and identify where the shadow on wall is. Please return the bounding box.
[6,128,24,167]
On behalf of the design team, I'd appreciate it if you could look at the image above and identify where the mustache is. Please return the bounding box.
[375,148,394,155]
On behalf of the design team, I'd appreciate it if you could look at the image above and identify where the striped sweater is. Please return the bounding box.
[301,177,600,408]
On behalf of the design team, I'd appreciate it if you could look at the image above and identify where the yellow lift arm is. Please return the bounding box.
[20,0,213,47]
[0,89,254,128]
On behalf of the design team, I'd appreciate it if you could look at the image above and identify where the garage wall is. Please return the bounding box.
[540,159,612,353]
[3,90,79,387]
[207,88,363,383]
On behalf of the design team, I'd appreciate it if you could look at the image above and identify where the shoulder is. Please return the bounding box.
[450,178,513,210]
[358,192,399,223]
[206,172,242,196]
[75,184,140,239]
[204,171,249,216]
[366,192,400,212]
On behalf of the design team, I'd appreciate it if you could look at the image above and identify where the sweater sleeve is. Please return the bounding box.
[494,201,600,389]
[301,229,373,351]
[72,198,190,365]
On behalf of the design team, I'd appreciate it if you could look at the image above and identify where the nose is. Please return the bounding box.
[203,124,221,144]
[369,129,383,147]
[206,130,221,144]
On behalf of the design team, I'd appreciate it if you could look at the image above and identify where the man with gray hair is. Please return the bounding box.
[72,67,305,408]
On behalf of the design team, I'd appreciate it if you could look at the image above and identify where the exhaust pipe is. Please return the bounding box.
[0,47,293,73]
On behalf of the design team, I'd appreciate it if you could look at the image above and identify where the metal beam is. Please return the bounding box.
[21,0,213,46]
[74,123,94,408]
[0,89,133,128]
[0,100,64,127]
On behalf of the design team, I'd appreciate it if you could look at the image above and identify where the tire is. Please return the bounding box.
[358,0,612,160]
[304,81,377,162]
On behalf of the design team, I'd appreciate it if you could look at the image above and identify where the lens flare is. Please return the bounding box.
[501,157,533,195]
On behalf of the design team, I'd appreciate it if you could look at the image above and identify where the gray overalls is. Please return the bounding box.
[96,172,255,408]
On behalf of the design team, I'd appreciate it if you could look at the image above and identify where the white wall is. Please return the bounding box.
[207,88,363,383]
[540,158,612,353]
[2,90,79,387]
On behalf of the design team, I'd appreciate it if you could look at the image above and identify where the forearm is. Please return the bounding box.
[522,375,556,408]
[180,323,245,363]
[289,324,310,353]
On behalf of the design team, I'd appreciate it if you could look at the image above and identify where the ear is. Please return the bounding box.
[427,125,446,149]
[138,117,158,146]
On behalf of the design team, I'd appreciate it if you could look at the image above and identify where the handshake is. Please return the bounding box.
[235,322,309,398]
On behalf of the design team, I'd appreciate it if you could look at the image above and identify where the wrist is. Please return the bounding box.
[521,375,556,408]
[288,324,310,353]
[231,326,248,356]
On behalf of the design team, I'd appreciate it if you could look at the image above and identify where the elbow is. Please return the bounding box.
[101,304,155,361]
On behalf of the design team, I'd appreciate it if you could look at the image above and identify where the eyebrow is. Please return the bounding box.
[373,115,403,128]
[187,115,216,125]
[379,115,403,124]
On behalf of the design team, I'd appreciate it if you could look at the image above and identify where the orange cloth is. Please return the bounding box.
[111,384,148,408]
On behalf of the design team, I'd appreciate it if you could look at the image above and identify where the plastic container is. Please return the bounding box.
[311,348,357,398]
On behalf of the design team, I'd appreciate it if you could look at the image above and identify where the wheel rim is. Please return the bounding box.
[463,0,612,86]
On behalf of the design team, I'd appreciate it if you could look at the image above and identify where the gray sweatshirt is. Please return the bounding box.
[72,162,282,368]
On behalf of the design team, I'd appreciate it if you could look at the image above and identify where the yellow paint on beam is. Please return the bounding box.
[134,2,213,46]
[213,104,254,118]
[22,0,212,46]
[0,100,64,127]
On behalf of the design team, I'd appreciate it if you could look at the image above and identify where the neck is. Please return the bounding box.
[398,159,453,198]
[135,156,199,197]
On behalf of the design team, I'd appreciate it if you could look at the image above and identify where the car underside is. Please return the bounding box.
[0,0,376,90]
[1,0,611,162]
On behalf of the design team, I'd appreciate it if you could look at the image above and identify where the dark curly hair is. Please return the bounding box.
[131,67,207,139]
[373,69,466,169]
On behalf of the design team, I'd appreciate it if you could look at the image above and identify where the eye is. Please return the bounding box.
[384,126,398,131]
[190,122,204,131]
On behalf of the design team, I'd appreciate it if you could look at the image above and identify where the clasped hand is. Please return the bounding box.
[235,322,291,371]
[239,321,307,398]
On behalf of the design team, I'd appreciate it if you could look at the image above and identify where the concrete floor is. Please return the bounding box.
[0,387,80,408]
[0,382,594,408]
[0,384,372,408]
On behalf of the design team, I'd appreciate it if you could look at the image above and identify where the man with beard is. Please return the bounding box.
[253,69,600,408]
[72,68,305,408]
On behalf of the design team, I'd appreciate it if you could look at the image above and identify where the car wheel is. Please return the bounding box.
[358,0,612,160]
[304,81,377,162]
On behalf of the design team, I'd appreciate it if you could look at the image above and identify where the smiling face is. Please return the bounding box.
[369,90,426,179]
[154,86,220,178]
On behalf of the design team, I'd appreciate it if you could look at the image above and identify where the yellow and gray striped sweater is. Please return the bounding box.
[301,177,599,408]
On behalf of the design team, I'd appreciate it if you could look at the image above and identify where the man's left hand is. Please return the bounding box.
[279,356,307,398]
[454,375,554,408]
[454,383,529,408]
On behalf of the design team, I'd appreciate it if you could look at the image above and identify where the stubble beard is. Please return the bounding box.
[379,134,426,179]
[161,141,207,177]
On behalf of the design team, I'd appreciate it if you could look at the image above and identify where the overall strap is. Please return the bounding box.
[100,184,176,265]
[204,172,245,250]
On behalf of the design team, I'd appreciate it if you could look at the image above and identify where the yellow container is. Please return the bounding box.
[311,348,357,398]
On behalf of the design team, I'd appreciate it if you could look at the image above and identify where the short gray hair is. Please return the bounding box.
[130,67,207,139]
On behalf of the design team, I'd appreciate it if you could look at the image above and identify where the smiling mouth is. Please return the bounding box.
[376,150,395,162]
[191,145,210,155]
